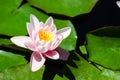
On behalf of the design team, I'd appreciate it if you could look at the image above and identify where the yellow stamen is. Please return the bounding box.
[39,31,53,41]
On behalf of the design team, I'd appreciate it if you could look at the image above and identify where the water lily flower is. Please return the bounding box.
[10,14,71,72]
[116,1,120,8]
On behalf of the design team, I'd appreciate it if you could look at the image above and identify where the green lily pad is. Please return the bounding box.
[0,50,27,70]
[0,38,12,45]
[80,45,87,54]
[0,0,45,36]
[0,63,45,80]
[86,26,120,70]
[97,65,120,80]
[28,0,98,17]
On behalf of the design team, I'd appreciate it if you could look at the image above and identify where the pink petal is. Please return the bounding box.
[49,35,63,50]
[30,51,46,72]
[39,22,44,27]
[55,47,70,60]
[10,36,31,48]
[26,22,34,38]
[30,14,40,30]
[31,30,37,41]
[35,22,44,33]
[57,27,71,39]
[44,50,59,60]
[27,23,37,41]
[24,41,37,51]
[50,24,57,33]
[44,17,56,33]
[37,22,44,30]
[45,17,53,26]
[116,1,120,8]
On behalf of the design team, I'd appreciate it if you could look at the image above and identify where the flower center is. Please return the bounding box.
[39,31,53,41]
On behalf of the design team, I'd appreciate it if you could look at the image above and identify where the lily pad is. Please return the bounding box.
[0,38,12,45]
[0,50,27,70]
[86,26,120,70]
[80,45,87,54]
[0,63,45,80]
[28,0,98,17]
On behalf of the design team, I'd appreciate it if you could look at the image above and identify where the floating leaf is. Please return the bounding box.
[0,63,45,80]
[80,45,87,54]
[28,0,98,17]
[0,50,27,70]
[0,38,12,45]
[86,26,120,70]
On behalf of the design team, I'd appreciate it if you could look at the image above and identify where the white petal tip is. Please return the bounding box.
[64,27,71,38]
[31,68,38,72]
[51,53,59,60]
[31,66,42,72]
[49,16,53,20]
[116,1,120,8]
[57,27,71,39]
[10,36,32,49]
[45,16,54,26]
[30,14,37,21]
[10,37,14,42]
[30,14,35,18]
[67,27,71,33]
[10,37,25,47]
